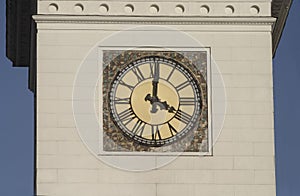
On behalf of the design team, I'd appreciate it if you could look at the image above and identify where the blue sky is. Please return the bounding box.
[273,1,300,195]
[0,0,299,195]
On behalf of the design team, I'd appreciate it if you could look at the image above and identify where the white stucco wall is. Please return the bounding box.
[35,1,276,196]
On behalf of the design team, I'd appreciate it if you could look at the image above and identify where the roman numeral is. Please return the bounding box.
[175,80,190,91]
[149,62,154,78]
[166,66,176,81]
[168,123,178,136]
[150,61,160,80]
[174,110,192,124]
[132,119,146,136]
[114,97,130,105]
[151,125,162,140]
[118,108,136,125]
[132,66,145,82]
[180,97,196,106]
[119,80,134,90]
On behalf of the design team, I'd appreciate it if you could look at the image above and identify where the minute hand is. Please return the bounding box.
[152,61,159,98]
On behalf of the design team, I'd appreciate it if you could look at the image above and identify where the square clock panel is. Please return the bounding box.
[99,47,212,156]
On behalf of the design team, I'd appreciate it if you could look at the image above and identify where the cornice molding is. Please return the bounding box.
[33,15,276,26]
[38,1,271,17]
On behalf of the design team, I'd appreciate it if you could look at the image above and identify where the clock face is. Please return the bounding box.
[109,56,202,147]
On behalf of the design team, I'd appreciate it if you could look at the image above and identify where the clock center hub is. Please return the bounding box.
[131,79,179,125]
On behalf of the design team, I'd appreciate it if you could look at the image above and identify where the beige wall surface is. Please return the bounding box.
[35,2,276,195]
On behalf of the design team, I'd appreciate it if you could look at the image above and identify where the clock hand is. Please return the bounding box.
[160,101,176,113]
[144,95,176,113]
[152,61,160,99]
[146,61,176,113]
[152,81,158,100]
[144,94,154,103]
[168,106,176,113]
[153,61,160,82]
[150,102,175,113]
[145,94,159,113]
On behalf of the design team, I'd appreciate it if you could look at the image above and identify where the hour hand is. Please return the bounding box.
[161,101,176,113]
[145,95,176,113]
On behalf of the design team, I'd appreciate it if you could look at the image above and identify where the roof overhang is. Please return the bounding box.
[272,0,293,57]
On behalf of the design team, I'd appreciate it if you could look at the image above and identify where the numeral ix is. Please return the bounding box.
[118,108,136,125]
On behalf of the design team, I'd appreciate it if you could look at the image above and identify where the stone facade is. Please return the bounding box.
[35,0,276,195]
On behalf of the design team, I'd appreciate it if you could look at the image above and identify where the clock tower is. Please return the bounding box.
[6,0,292,195]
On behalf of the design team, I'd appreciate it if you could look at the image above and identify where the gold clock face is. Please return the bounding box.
[109,56,202,147]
